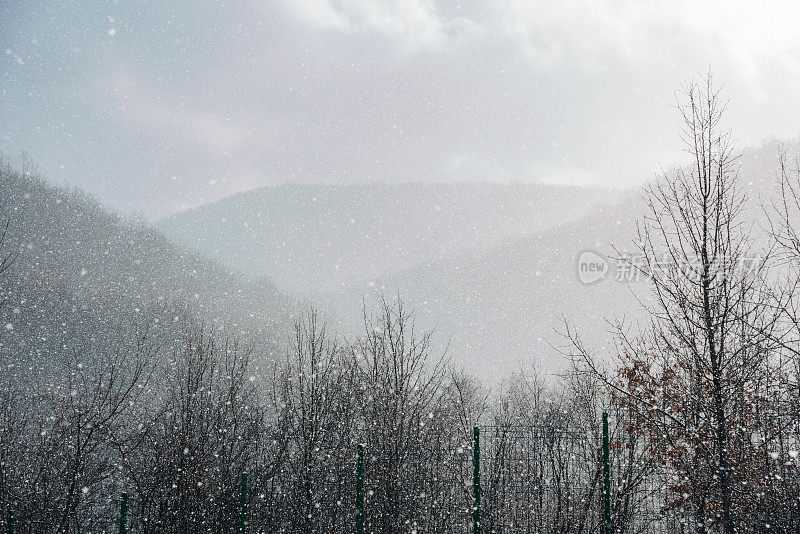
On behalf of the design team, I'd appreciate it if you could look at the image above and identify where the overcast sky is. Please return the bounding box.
[3,0,800,218]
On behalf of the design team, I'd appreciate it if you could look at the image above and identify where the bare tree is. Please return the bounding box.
[568,75,780,533]
[0,218,17,312]
[274,309,358,533]
[119,327,263,533]
[354,297,449,534]
[1,330,159,533]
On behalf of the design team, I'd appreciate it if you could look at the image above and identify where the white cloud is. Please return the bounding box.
[277,0,448,51]
[491,0,682,67]
[278,0,800,84]
[491,0,800,85]
[281,0,352,31]
[350,0,445,48]
[672,0,800,91]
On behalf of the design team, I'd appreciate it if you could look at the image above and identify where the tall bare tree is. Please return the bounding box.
[569,75,780,533]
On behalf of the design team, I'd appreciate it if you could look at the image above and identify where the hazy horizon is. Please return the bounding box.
[6,0,800,218]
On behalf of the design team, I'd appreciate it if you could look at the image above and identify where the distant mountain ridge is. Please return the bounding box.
[154,140,800,381]
[6,140,790,383]
[156,182,623,295]
[156,181,636,380]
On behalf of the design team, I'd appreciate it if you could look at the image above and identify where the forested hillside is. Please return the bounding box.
[0,161,295,373]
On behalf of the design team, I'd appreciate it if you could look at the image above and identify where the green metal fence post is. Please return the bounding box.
[240,472,248,534]
[118,492,128,534]
[6,510,14,534]
[602,412,611,534]
[473,426,480,534]
[356,444,364,534]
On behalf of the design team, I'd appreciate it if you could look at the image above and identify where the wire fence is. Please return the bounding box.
[1,414,677,533]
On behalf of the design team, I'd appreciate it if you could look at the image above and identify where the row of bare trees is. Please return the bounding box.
[0,257,652,534]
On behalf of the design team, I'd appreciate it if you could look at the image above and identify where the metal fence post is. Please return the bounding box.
[6,510,14,534]
[118,492,128,534]
[356,444,364,534]
[473,426,480,534]
[602,412,611,534]
[240,472,248,534]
